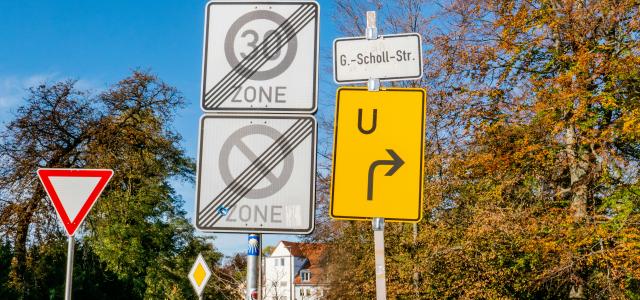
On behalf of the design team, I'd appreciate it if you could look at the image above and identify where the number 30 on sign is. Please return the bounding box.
[201,1,320,113]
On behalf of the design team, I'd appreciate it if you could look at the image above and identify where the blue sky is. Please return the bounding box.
[0,0,346,256]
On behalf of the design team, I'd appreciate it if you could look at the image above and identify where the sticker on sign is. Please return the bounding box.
[195,114,316,233]
[201,1,319,113]
[333,33,423,84]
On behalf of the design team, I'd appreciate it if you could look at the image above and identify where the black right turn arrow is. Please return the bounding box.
[367,149,404,200]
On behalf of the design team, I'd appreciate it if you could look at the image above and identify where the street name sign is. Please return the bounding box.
[195,114,316,233]
[201,1,319,113]
[330,88,426,222]
[333,33,422,84]
[189,253,212,297]
[37,169,114,236]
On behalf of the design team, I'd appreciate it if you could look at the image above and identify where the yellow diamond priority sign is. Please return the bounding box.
[330,87,426,222]
[189,253,212,296]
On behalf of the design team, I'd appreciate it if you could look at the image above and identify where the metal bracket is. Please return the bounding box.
[366,11,380,92]
[372,217,385,231]
[366,11,378,40]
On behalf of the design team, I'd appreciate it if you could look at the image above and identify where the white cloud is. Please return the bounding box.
[0,73,57,109]
[0,73,102,124]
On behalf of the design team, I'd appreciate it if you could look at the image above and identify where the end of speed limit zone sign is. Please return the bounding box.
[201,1,319,113]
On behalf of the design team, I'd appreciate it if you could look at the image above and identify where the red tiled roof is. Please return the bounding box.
[279,242,328,285]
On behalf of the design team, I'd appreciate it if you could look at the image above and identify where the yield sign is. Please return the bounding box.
[37,169,113,236]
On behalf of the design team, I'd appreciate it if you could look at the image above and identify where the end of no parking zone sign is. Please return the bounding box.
[195,115,317,234]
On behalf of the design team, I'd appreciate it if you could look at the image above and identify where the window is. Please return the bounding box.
[274,258,286,267]
[280,281,287,287]
[300,270,311,282]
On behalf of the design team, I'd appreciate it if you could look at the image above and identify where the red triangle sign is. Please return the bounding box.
[37,169,114,236]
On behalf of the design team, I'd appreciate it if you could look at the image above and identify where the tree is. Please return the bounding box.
[0,71,232,299]
[322,0,640,299]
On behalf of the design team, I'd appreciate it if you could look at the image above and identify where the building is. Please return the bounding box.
[263,241,328,300]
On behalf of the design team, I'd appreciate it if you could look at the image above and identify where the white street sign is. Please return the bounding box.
[201,1,319,113]
[195,115,316,233]
[333,33,423,84]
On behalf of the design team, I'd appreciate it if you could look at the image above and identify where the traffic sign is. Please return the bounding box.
[201,1,319,113]
[330,88,426,222]
[195,114,316,233]
[189,253,212,297]
[37,169,114,236]
[333,33,422,84]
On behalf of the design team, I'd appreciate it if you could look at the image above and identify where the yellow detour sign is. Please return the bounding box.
[330,87,426,222]
[189,253,212,296]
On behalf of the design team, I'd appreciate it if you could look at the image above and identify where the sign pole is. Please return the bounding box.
[372,218,386,300]
[258,233,263,300]
[64,235,74,300]
[367,11,386,300]
[247,234,260,300]
[366,11,380,92]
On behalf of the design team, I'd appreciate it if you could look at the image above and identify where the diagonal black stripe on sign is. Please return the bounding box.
[205,3,311,99]
[199,119,313,227]
[204,4,316,109]
[199,119,306,221]
[199,119,312,225]
[204,4,313,102]
[203,123,313,227]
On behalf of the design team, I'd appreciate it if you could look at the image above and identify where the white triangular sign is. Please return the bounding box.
[37,169,113,236]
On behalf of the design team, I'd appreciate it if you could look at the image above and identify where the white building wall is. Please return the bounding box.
[294,285,325,300]
[264,244,294,300]
[263,242,326,300]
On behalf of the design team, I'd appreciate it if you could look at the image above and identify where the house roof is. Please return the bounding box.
[278,241,328,285]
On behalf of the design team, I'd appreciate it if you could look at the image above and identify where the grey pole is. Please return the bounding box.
[258,233,263,300]
[65,235,74,300]
[247,234,260,300]
[367,11,386,300]
[366,11,380,91]
[372,217,387,300]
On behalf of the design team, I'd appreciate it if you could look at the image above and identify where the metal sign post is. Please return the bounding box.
[331,8,425,300]
[196,2,320,299]
[65,235,74,300]
[247,234,260,300]
[367,12,386,300]
[372,217,386,300]
[37,169,114,300]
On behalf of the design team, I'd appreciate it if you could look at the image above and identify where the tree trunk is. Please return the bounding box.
[10,207,32,298]
[565,124,589,221]
[9,190,42,299]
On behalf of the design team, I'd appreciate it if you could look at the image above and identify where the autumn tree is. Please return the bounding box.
[322,0,640,299]
[0,71,229,299]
